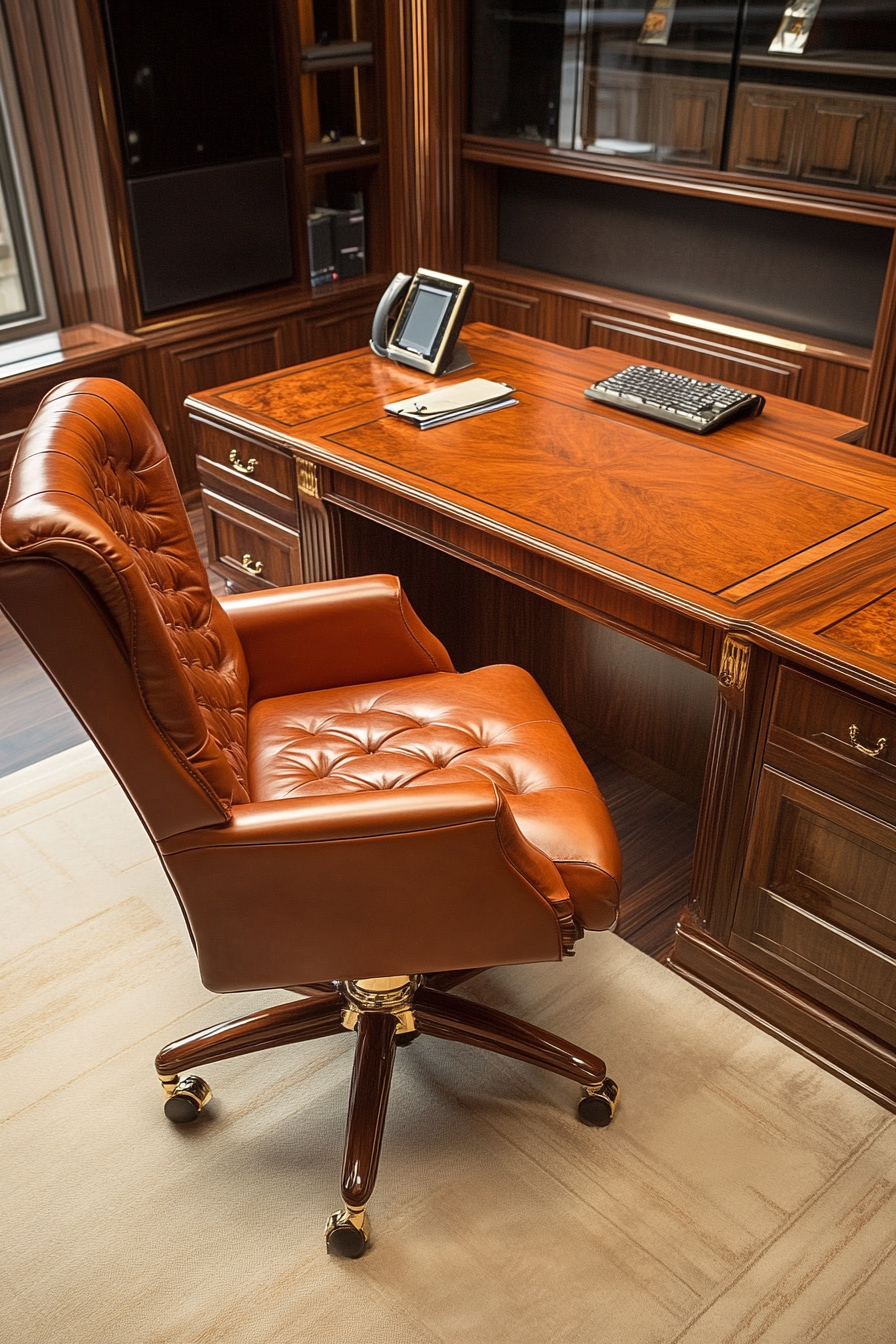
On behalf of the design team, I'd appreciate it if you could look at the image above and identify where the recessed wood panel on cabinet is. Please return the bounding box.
[731,767,896,1047]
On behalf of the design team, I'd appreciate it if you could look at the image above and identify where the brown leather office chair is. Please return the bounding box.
[0,378,622,1258]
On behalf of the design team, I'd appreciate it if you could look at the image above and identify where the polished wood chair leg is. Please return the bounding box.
[155,993,344,1122]
[326,1011,398,1259]
[414,987,606,1084]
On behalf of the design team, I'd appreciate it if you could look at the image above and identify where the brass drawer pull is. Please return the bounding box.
[848,725,887,759]
[240,553,263,576]
[229,448,258,475]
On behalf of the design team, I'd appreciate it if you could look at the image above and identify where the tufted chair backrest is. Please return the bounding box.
[0,379,250,833]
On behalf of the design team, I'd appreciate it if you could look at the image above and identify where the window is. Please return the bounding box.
[0,6,59,356]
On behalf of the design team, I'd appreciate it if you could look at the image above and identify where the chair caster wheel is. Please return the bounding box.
[325,1208,370,1259]
[578,1077,618,1127]
[160,1074,212,1123]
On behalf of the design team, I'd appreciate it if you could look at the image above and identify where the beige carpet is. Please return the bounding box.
[2,743,894,1344]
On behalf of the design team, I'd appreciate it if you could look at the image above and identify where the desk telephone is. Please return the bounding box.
[370,268,474,376]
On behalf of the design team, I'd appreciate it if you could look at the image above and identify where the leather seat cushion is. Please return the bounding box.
[248,664,621,931]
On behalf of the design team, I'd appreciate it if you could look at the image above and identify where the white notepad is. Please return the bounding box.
[384,378,518,429]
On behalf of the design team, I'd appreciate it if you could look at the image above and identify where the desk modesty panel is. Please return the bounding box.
[188,326,896,1109]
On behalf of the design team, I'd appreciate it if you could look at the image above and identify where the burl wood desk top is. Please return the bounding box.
[187,324,896,704]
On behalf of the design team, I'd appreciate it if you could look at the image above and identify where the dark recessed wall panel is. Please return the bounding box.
[128,158,293,313]
[497,169,891,347]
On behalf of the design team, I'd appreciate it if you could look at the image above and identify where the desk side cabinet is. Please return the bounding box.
[676,662,896,1110]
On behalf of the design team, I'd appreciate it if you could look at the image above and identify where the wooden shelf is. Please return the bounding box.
[461,134,896,227]
[302,140,381,170]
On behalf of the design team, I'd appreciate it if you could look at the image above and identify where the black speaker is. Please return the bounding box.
[102,0,294,312]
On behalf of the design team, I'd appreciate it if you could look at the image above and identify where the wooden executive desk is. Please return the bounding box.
[187,324,896,1109]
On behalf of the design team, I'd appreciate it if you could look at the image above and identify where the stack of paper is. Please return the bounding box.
[384,378,517,430]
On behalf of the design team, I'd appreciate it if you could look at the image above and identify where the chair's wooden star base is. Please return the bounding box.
[155,975,619,1258]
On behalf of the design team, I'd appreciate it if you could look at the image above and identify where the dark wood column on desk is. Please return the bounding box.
[187,323,896,1109]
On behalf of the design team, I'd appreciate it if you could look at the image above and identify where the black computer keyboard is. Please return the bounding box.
[583,365,765,434]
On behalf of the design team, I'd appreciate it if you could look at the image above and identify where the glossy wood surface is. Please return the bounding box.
[155,994,344,1076]
[188,324,896,703]
[414,988,606,1086]
[341,1012,397,1209]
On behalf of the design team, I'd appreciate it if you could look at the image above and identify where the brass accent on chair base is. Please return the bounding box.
[325,1205,371,1258]
[578,1077,619,1127]
[160,1073,212,1123]
[340,975,419,1034]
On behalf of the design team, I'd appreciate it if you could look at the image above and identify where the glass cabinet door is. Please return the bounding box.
[469,1,741,167]
[729,0,896,194]
[468,1,571,145]
[576,0,741,168]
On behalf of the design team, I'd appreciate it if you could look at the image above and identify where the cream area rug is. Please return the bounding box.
[2,743,895,1344]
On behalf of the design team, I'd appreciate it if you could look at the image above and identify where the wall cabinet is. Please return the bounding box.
[463,2,896,450]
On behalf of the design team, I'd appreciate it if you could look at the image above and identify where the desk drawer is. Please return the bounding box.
[194,421,297,521]
[769,665,896,809]
[202,489,302,591]
[731,767,896,1047]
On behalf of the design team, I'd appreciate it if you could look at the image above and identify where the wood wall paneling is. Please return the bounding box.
[657,77,725,169]
[468,285,542,337]
[297,297,380,363]
[862,232,896,454]
[4,0,123,330]
[382,0,465,273]
[582,313,802,398]
[462,259,872,419]
[800,97,875,190]
[149,323,296,493]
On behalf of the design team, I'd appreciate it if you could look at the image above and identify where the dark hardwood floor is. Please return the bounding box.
[0,509,693,962]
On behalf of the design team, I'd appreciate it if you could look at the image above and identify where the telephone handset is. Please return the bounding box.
[369,268,474,376]
[369,272,412,357]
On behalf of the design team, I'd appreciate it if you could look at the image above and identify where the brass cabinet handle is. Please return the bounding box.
[240,553,263,576]
[848,724,887,758]
[229,448,258,475]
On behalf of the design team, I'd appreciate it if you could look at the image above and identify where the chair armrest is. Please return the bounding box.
[221,574,453,702]
[159,780,571,991]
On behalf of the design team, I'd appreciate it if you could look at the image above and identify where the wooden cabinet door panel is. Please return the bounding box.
[582,69,654,146]
[655,78,726,168]
[799,97,875,188]
[730,87,803,176]
[299,300,379,363]
[202,490,302,590]
[732,768,896,1045]
[872,106,896,194]
[468,285,541,337]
